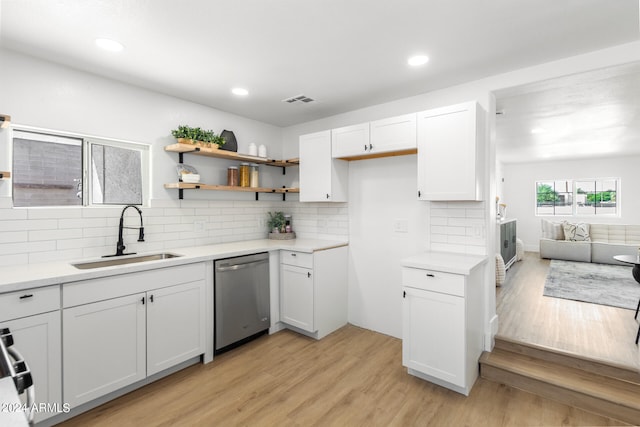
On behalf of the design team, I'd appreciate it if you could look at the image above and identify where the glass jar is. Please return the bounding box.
[249,163,259,188]
[239,163,250,187]
[227,166,239,186]
[284,214,292,233]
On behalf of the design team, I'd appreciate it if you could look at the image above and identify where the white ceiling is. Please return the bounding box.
[495,62,640,164]
[1,0,638,128]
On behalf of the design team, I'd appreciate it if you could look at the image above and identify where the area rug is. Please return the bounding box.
[543,259,640,310]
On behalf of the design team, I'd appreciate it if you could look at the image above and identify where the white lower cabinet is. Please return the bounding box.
[63,293,146,408]
[62,263,207,408]
[279,246,348,339]
[1,310,62,423]
[280,264,314,332]
[401,253,486,396]
[147,281,206,376]
[402,287,465,386]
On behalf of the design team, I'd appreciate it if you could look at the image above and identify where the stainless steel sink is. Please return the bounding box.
[71,253,182,269]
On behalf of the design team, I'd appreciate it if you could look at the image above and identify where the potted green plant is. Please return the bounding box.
[267,211,286,233]
[171,125,226,148]
[267,212,296,240]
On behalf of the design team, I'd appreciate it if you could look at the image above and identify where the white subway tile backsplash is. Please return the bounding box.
[0,231,27,243]
[429,200,487,256]
[29,228,83,242]
[165,208,193,216]
[0,209,28,220]
[0,198,348,266]
[58,218,107,229]
[27,208,82,220]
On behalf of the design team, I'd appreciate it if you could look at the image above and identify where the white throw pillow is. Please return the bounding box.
[563,222,591,241]
[541,219,565,240]
[495,254,506,286]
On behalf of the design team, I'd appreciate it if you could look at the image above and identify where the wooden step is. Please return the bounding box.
[494,336,640,385]
[480,344,640,425]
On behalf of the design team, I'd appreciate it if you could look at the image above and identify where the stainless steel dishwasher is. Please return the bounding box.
[214,252,270,353]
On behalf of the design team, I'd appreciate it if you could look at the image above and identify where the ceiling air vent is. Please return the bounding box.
[282,94,316,104]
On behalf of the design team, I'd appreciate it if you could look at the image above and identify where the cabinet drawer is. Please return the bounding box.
[280,250,313,269]
[402,268,465,297]
[0,285,61,322]
[63,262,206,308]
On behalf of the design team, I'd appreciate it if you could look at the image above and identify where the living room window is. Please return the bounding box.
[12,128,149,207]
[535,178,619,216]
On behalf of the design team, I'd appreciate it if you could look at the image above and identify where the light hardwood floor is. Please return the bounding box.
[60,324,623,426]
[497,252,640,370]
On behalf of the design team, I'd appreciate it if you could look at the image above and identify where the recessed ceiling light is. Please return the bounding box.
[231,87,249,96]
[407,55,429,67]
[95,38,124,52]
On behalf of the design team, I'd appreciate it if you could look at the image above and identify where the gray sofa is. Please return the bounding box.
[540,222,640,265]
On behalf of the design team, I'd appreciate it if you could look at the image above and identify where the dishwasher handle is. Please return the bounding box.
[216,259,268,272]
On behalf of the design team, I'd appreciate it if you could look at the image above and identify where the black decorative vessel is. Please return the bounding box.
[220,130,238,152]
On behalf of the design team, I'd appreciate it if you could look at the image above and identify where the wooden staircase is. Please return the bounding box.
[480,336,640,425]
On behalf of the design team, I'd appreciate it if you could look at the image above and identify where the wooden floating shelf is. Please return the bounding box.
[335,148,417,161]
[0,171,10,179]
[165,182,299,200]
[164,182,299,193]
[164,144,299,168]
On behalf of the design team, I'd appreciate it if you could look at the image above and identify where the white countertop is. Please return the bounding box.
[401,251,488,275]
[0,238,348,294]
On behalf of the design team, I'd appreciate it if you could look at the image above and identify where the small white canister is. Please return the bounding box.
[258,144,267,158]
[248,143,257,156]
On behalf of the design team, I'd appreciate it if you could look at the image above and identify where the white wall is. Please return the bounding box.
[502,155,640,252]
[0,48,348,266]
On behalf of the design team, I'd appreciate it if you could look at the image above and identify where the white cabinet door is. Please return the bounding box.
[2,311,61,423]
[146,281,206,376]
[417,102,482,201]
[63,293,146,407]
[402,287,465,387]
[299,130,348,202]
[331,122,369,158]
[280,264,315,332]
[370,113,416,154]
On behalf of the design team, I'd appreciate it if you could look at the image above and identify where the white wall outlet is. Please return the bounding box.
[393,219,409,233]
[194,220,206,232]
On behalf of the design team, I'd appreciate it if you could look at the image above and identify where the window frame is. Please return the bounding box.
[83,137,150,207]
[534,177,620,217]
[11,125,150,208]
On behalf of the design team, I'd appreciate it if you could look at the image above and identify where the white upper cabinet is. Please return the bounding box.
[369,113,416,155]
[331,114,417,159]
[331,123,369,158]
[417,102,484,201]
[299,130,348,202]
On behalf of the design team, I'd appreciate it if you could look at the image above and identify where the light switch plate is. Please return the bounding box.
[393,219,409,233]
